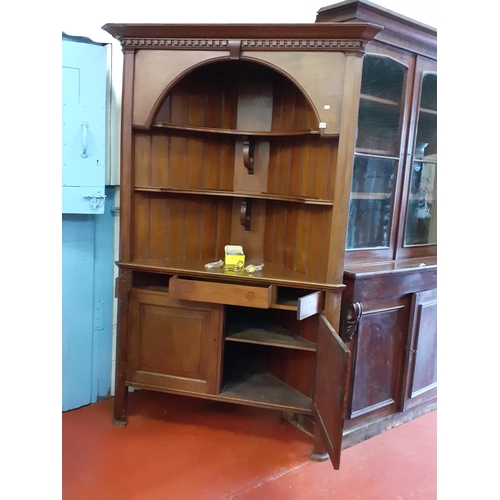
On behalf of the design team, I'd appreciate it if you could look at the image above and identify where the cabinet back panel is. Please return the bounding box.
[133,193,232,261]
[266,348,315,398]
[270,70,318,132]
[134,132,235,191]
[267,137,337,200]
[155,62,239,129]
[263,202,331,279]
[223,342,314,398]
[156,60,317,133]
[269,309,318,343]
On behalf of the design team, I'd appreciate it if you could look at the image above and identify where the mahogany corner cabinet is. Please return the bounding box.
[102,0,437,470]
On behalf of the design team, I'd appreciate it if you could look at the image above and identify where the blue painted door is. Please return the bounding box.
[62,34,114,411]
[62,35,107,214]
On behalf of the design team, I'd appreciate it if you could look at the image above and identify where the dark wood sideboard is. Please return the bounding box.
[317,0,437,447]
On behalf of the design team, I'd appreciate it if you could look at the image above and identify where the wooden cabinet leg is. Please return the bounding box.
[113,379,129,426]
[310,426,329,462]
[113,286,132,427]
[113,321,129,426]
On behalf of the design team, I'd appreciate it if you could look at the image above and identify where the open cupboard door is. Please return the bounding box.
[313,314,351,470]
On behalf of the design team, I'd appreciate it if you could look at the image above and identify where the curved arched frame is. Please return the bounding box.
[132,49,347,136]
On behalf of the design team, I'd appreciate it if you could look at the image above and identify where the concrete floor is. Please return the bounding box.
[62,390,437,499]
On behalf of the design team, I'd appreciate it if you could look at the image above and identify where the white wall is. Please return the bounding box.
[62,0,438,44]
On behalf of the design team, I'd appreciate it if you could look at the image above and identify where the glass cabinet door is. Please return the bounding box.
[404,72,437,246]
[346,55,407,251]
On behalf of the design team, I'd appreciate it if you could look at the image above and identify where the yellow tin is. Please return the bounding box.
[224,245,245,268]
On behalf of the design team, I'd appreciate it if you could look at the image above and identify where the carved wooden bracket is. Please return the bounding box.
[341,301,363,342]
[242,136,255,174]
[240,199,252,231]
[115,269,133,299]
[228,40,242,59]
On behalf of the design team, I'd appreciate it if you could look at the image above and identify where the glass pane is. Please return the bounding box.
[356,55,406,157]
[346,156,397,249]
[347,55,407,252]
[404,73,437,246]
[404,161,437,245]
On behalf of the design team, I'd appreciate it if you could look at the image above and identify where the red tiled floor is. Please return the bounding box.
[62,390,436,499]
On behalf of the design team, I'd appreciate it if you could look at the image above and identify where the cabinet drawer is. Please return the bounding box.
[169,276,273,309]
[272,287,325,320]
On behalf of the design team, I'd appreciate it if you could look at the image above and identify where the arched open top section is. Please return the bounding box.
[132,48,348,135]
[152,59,322,134]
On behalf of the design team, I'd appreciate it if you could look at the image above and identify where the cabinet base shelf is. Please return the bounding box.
[125,372,313,414]
[220,371,312,412]
[226,324,317,351]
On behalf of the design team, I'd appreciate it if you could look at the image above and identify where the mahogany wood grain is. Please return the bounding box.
[126,289,224,395]
[348,296,409,420]
[249,51,348,135]
[149,196,168,261]
[119,50,135,263]
[274,140,334,200]
[326,52,364,286]
[313,315,351,470]
[220,371,312,412]
[113,270,133,424]
[315,0,436,58]
[402,288,437,411]
[263,203,332,279]
[134,132,151,187]
[150,132,169,186]
[118,259,345,291]
[132,50,227,128]
[225,325,317,351]
[271,75,318,132]
[132,193,233,262]
[102,23,382,42]
[268,349,316,398]
[297,291,325,321]
[343,261,436,302]
[230,198,266,261]
[169,276,273,309]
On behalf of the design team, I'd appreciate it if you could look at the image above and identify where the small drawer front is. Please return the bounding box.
[297,291,325,320]
[169,276,272,309]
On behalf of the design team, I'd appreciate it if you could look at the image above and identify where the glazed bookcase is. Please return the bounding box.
[316,0,437,446]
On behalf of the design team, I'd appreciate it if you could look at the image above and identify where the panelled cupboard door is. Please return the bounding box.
[62,35,107,214]
[403,288,437,410]
[313,314,351,470]
[126,290,224,395]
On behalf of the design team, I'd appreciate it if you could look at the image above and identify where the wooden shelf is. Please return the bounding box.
[355,148,399,158]
[414,157,437,164]
[134,187,334,206]
[408,194,435,201]
[225,323,317,351]
[420,107,437,115]
[350,192,391,200]
[220,371,312,412]
[360,93,400,107]
[118,259,344,291]
[149,122,322,137]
